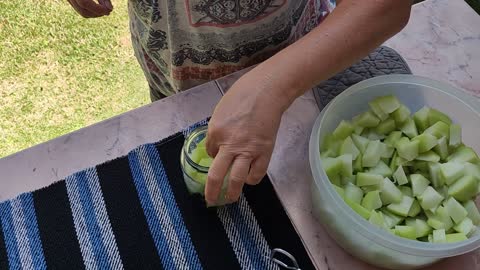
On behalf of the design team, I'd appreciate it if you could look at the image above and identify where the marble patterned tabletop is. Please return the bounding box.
[1,0,479,269]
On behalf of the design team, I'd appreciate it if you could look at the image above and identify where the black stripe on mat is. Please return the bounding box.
[0,218,8,270]
[96,156,163,270]
[244,178,316,270]
[156,135,241,270]
[32,181,85,269]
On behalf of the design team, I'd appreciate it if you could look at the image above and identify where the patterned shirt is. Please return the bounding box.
[128,0,336,100]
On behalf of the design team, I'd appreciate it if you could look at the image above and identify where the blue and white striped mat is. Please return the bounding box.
[0,121,315,270]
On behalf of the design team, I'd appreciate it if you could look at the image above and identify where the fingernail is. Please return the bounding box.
[206,201,214,208]
[224,195,234,205]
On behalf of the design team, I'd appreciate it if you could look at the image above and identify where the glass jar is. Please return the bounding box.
[180,125,228,204]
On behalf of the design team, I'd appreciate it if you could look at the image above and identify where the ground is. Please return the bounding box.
[0,0,149,158]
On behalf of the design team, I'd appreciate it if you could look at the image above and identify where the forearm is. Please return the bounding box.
[247,0,412,111]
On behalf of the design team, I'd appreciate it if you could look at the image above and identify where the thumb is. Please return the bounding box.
[205,128,220,158]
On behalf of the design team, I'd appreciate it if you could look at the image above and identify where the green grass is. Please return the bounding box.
[465,0,480,14]
[0,0,149,158]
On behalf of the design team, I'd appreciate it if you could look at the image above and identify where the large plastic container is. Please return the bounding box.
[309,75,480,269]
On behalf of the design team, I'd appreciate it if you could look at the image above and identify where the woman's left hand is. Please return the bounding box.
[204,72,287,205]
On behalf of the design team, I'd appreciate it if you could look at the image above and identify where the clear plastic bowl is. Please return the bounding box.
[308,75,480,269]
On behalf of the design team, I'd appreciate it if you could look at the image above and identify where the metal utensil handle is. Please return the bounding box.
[271,248,301,270]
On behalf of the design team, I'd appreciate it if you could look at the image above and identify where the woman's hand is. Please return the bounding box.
[203,0,411,205]
[67,0,113,18]
[204,72,288,205]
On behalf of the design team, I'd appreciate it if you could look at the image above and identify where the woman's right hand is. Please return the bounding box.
[67,0,113,18]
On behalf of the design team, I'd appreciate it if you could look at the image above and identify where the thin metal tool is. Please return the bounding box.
[271,248,301,270]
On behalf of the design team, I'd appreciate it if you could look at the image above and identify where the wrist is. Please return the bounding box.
[240,65,302,113]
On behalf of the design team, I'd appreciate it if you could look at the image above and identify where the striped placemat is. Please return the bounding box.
[0,121,315,270]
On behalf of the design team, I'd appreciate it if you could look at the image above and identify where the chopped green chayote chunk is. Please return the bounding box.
[320,95,479,243]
